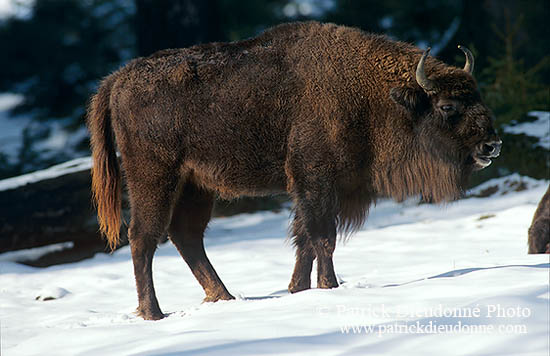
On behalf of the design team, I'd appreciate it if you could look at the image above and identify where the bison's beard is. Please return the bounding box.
[373,131,471,204]
[375,153,469,204]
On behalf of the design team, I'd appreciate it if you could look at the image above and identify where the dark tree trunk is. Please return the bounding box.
[135,0,224,57]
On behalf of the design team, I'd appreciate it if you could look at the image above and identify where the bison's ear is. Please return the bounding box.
[390,87,429,113]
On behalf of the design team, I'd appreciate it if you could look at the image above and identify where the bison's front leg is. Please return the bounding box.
[286,131,339,291]
[289,193,339,291]
[288,245,315,293]
[312,231,338,289]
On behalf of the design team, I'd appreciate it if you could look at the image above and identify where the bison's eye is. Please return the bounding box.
[440,105,455,112]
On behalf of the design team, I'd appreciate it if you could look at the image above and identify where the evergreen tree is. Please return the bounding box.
[0,0,134,120]
[135,0,223,56]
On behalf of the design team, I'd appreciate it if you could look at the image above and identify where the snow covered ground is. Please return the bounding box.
[503,111,550,150]
[1,175,549,356]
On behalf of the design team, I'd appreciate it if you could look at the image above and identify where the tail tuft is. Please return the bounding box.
[87,77,122,251]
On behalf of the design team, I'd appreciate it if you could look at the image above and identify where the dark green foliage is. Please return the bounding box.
[325,0,462,46]
[0,0,134,178]
[472,11,550,185]
[480,14,550,128]
[0,0,134,120]
[218,0,287,41]
[0,153,18,179]
[135,0,223,56]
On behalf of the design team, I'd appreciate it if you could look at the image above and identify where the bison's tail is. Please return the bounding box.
[87,76,121,251]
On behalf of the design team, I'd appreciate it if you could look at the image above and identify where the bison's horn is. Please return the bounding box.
[415,47,436,93]
[457,45,474,74]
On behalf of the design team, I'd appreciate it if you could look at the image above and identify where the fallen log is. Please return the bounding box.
[0,157,285,258]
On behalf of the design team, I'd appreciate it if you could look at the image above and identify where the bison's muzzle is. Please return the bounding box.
[472,140,502,169]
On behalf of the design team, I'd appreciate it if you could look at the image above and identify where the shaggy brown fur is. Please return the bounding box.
[528,186,550,254]
[87,21,501,320]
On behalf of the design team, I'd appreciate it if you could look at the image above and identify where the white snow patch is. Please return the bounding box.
[0,93,23,110]
[503,111,550,149]
[0,0,33,19]
[33,120,89,155]
[282,0,334,18]
[35,286,70,301]
[0,92,90,168]
[0,242,74,263]
[0,93,31,161]
[467,173,543,197]
[0,0,14,18]
[0,156,91,191]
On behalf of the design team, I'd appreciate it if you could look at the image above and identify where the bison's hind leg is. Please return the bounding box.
[168,183,234,303]
[288,210,315,293]
[124,161,180,320]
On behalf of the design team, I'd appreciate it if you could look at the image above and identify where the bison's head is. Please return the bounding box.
[390,46,501,172]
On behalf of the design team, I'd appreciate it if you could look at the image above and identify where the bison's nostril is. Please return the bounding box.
[482,140,502,157]
[483,144,494,153]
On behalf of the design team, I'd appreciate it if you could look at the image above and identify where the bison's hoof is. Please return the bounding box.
[288,282,311,294]
[317,282,339,289]
[137,307,165,321]
[317,278,339,289]
[203,292,235,303]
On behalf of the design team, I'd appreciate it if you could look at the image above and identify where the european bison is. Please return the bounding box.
[87,21,501,320]
[528,186,550,254]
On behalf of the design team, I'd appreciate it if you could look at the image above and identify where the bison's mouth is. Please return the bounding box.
[472,154,493,169]
[469,140,502,171]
